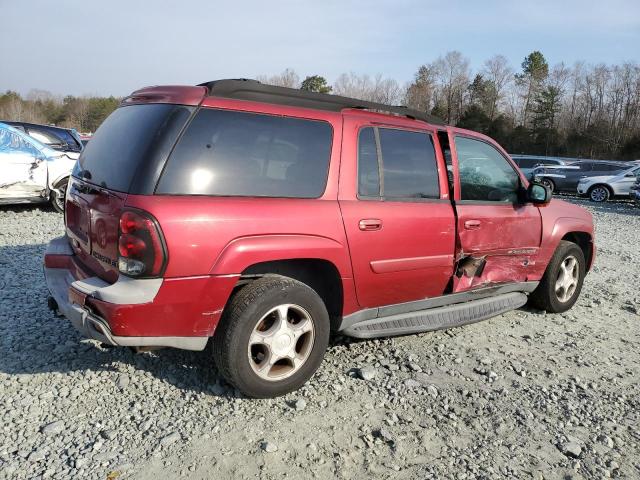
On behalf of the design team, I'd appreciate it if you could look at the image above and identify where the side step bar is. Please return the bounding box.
[341,292,527,339]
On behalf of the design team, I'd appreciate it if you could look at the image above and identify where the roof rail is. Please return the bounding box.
[197,79,445,125]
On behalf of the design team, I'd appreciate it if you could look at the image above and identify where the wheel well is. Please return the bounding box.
[561,232,593,270]
[588,183,612,195]
[53,176,69,188]
[240,259,344,331]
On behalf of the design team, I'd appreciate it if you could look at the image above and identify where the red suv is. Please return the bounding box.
[44,79,595,398]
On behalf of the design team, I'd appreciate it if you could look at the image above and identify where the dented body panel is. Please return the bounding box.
[0,123,76,205]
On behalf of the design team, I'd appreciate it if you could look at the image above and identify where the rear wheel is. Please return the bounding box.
[50,178,68,213]
[212,275,330,398]
[528,240,585,313]
[588,184,610,202]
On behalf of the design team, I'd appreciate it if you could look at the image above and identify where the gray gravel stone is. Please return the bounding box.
[358,366,377,381]
[160,432,181,447]
[41,421,64,435]
[261,441,278,453]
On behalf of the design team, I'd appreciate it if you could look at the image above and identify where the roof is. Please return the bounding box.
[1,120,74,133]
[510,153,628,164]
[197,79,445,125]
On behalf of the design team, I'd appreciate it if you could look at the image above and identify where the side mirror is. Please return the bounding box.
[625,173,636,177]
[526,182,551,205]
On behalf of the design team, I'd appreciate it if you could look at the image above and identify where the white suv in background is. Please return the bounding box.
[577,163,640,202]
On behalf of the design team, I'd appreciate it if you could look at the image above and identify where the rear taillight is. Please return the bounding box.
[118,209,167,277]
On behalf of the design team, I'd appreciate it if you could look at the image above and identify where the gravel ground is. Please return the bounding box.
[0,198,638,480]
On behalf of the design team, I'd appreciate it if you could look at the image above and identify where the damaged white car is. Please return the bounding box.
[0,122,76,212]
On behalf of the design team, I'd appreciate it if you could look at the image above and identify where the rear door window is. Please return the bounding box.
[356,127,440,200]
[157,108,333,198]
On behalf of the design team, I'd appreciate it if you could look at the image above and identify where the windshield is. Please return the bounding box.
[74,103,194,192]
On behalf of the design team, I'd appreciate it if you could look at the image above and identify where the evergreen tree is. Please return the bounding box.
[300,75,332,94]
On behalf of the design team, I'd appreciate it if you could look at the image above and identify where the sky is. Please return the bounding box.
[1,0,639,97]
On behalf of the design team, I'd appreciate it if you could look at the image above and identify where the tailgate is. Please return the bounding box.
[65,176,126,283]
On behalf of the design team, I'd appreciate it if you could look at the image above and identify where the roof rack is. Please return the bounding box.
[197,79,444,125]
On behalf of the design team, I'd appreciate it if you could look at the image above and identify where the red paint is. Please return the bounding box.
[44,83,595,343]
[121,85,206,107]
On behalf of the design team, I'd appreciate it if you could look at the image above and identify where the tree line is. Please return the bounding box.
[2,50,639,159]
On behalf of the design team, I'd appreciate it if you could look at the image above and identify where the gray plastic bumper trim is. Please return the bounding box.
[44,236,208,351]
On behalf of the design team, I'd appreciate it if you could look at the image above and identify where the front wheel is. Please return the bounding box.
[528,240,585,313]
[212,275,330,398]
[589,185,610,202]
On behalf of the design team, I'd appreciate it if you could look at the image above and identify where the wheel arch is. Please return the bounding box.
[238,259,345,331]
[561,231,594,271]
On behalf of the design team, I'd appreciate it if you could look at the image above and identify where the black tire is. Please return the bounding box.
[588,184,611,202]
[50,178,68,213]
[541,178,555,194]
[528,240,585,313]
[212,275,330,398]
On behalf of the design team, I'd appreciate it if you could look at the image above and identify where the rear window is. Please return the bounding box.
[74,104,193,192]
[156,108,332,198]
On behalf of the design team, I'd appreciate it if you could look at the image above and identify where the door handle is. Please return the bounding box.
[359,219,382,231]
[464,220,481,230]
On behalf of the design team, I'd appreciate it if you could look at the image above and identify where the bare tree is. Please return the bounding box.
[432,51,471,124]
[482,55,513,120]
[256,68,300,88]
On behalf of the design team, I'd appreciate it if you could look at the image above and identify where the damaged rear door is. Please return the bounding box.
[0,126,47,200]
[450,132,542,291]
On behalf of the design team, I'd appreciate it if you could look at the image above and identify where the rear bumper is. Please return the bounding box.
[44,236,238,350]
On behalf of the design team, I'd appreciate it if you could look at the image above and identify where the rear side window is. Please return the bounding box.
[357,127,440,200]
[597,163,625,172]
[157,109,332,198]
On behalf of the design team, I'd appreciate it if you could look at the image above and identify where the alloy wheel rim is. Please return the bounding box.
[555,255,579,302]
[247,304,315,381]
[591,187,607,202]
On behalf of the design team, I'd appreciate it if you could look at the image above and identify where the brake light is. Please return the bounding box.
[117,210,167,277]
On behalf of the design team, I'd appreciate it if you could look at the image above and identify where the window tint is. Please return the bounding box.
[541,159,561,166]
[378,128,439,199]
[75,104,194,192]
[455,136,519,202]
[515,158,537,168]
[577,163,593,172]
[596,163,625,172]
[356,127,440,199]
[358,128,380,197]
[157,109,332,198]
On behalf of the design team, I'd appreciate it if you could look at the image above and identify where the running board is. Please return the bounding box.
[341,292,527,339]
